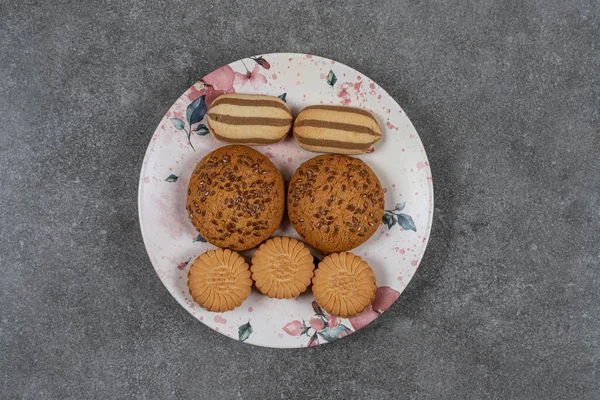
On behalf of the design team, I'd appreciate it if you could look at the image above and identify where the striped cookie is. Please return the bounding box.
[293,105,383,154]
[207,94,293,145]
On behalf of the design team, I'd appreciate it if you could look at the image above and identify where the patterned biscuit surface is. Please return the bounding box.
[187,248,252,312]
[312,252,377,318]
[293,105,382,154]
[251,237,315,299]
[207,94,293,145]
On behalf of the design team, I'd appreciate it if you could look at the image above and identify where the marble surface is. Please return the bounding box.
[1,0,598,398]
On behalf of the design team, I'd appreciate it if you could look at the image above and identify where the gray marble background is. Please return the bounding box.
[1,0,599,399]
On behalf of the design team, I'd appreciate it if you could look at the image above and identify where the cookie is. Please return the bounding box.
[207,94,293,145]
[251,237,315,299]
[187,248,252,312]
[287,154,385,253]
[186,145,285,251]
[293,105,382,154]
[312,252,377,318]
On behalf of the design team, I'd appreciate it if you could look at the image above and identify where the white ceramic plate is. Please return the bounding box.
[138,53,433,348]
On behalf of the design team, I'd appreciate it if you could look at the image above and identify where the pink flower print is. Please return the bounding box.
[309,318,325,331]
[348,286,401,330]
[282,320,304,336]
[203,65,235,91]
[202,87,228,107]
[234,63,267,90]
[337,82,352,105]
[348,305,379,331]
[371,286,401,313]
[327,315,339,328]
[251,56,270,69]
[189,65,236,107]
[176,258,191,270]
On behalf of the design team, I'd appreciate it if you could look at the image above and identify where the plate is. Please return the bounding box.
[138,53,433,348]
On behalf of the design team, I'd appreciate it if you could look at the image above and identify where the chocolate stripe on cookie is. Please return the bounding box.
[294,135,375,151]
[209,125,283,144]
[301,105,377,121]
[210,97,291,113]
[208,114,292,126]
[294,119,381,137]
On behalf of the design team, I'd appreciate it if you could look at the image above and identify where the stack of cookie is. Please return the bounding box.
[186,94,386,319]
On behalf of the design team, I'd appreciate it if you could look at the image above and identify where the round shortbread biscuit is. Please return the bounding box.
[312,252,377,318]
[187,248,252,312]
[250,237,315,299]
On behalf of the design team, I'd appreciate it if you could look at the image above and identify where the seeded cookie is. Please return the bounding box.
[312,252,377,318]
[251,237,315,299]
[188,248,252,312]
[293,105,382,154]
[287,154,385,253]
[207,94,293,145]
[186,145,285,251]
